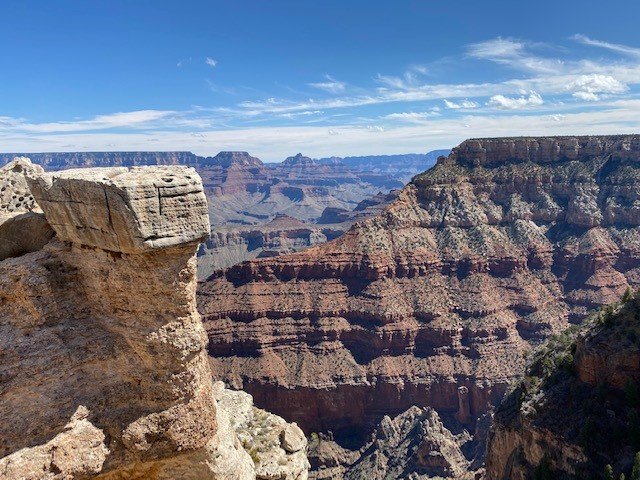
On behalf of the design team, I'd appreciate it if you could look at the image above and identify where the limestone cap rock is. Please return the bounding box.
[28,165,211,253]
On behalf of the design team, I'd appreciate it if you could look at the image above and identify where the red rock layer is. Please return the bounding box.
[198,135,640,434]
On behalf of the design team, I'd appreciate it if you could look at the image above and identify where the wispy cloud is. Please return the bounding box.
[177,57,192,67]
[572,34,640,57]
[4,100,640,161]
[467,37,563,74]
[205,57,218,68]
[383,110,440,123]
[7,34,640,158]
[308,75,346,93]
[0,109,234,135]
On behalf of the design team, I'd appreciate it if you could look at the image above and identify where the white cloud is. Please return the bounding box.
[176,57,191,67]
[468,37,525,60]
[567,74,628,101]
[572,34,640,57]
[487,91,544,109]
[383,111,440,123]
[467,37,565,75]
[205,57,218,68]
[443,99,479,109]
[308,75,346,93]
[409,64,429,75]
[5,100,640,161]
[1,110,178,133]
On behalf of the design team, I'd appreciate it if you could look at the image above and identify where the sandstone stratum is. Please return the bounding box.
[199,135,640,451]
[0,160,309,479]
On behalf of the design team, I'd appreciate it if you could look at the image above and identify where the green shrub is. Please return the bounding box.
[578,416,598,450]
[623,287,634,303]
[628,412,640,449]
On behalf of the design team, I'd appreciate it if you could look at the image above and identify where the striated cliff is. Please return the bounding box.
[197,191,399,278]
[486,291,640,479]
[198,135,640,443]
[0,160,309,480]
[198,214,336,277]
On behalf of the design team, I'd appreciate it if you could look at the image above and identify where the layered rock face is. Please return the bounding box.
[486,292,640,479]
[199,135,640,440]
[0,162,309,480]
[200,151,406,227]
[198,214,337,277]
[198,191,398,278]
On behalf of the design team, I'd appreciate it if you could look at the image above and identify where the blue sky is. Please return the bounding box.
[2,0,640,161]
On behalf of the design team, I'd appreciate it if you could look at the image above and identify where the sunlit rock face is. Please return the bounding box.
[199,135,640,439]
[0,164,310,480]
[0,158,54,260]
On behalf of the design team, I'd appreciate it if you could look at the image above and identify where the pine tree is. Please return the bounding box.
[605,464,614,480]
[632,452,640,480]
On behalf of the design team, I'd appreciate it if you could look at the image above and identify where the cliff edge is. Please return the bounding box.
[0,160,309,479]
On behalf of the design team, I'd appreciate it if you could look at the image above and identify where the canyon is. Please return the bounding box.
[198,135,640,476]
[0,160,309,479]
[198,190,399,276]
[6,136,640,479]
[1,150,443,273]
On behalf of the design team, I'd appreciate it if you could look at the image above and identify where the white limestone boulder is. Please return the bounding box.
[28,166,210,253]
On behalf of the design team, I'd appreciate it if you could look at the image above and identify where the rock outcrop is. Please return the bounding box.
[198,135,640,443]
[0,163,309,479]
[0,158,54,260]
[214,382,309,480]
[309,406,474,480]
[486,290,640,479]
